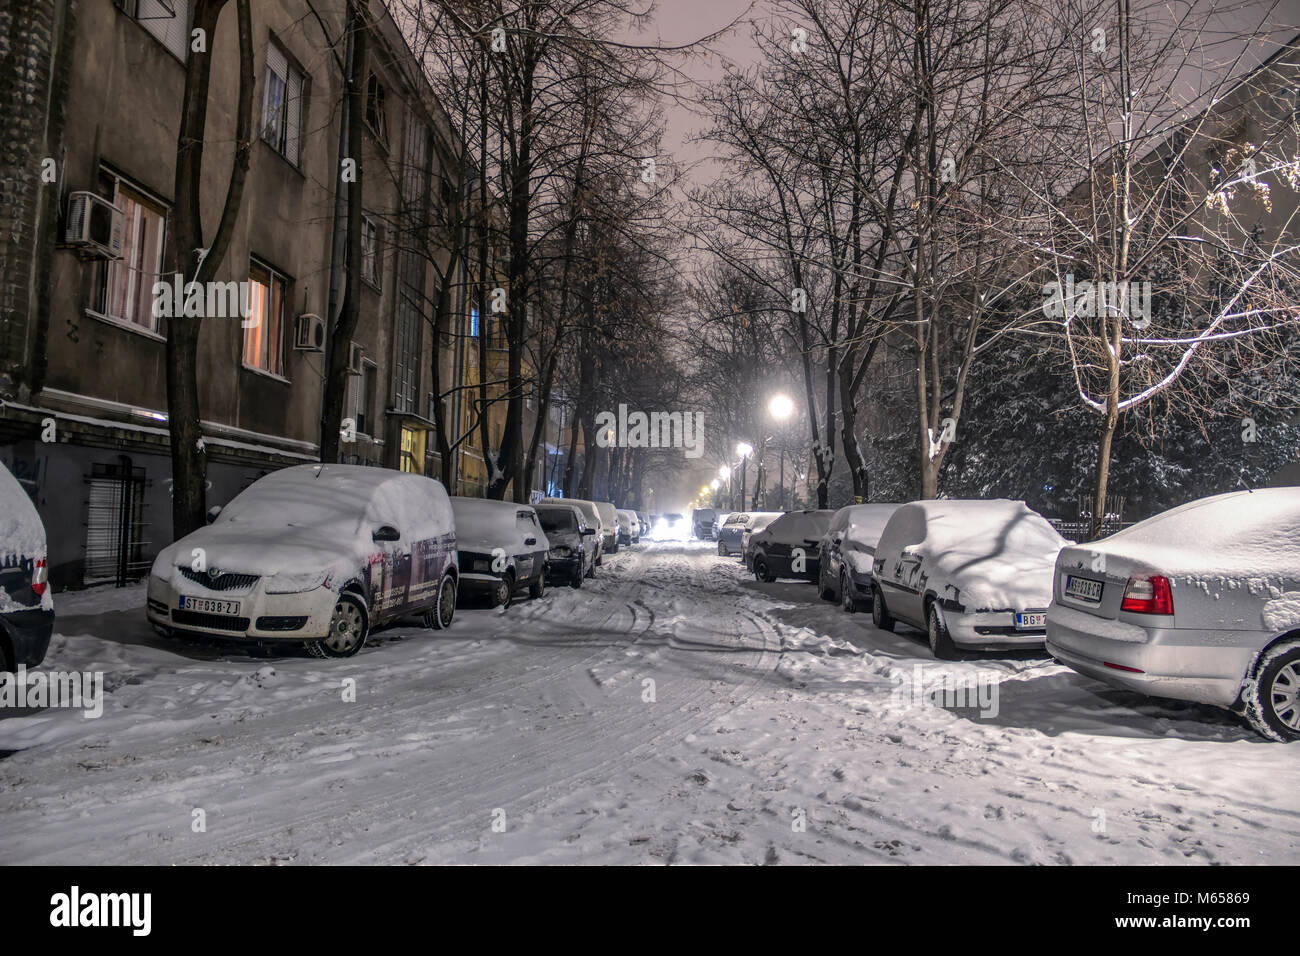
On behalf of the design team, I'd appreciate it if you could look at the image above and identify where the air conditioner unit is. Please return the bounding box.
[347,343,365,376]
[64,191,125,260]
[294,313,325,352]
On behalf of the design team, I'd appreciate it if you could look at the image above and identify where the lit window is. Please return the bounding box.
[243,261,287,376]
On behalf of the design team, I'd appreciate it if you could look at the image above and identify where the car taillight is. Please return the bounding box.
[32,557,48,596]
[1120,574,1173,615]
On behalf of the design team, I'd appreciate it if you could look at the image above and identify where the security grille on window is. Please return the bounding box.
[262,40,304,166]
[243,261,288,376]
[120,0,191,62]
[91,170,167,333]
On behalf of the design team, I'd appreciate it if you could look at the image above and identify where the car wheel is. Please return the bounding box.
[717,541,728,556]
[493,572,515,609]
[1242,640,1300,742]
[872,588,895,632]
[571,563,584,588]
[754,555,775,583]
[423,573,456,630]
[927,602,958,660]
[841,571,858,613]
[309,593,369,659]
[529,573,546,600]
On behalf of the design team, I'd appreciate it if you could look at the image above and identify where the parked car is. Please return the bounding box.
[818,503,902,611]
[535,503,598,588]
[593,501,620,554]
[451,497,549,608]
[716,512,749,556]
[749,510,835,583]
[872,499,1067,659]
[147,464,458,659]
[0,460,53,671]
[692,508,718,539]
[655,512,689,541]
[1045,488,1300,741]
[712,511,734,538]
[537,498,605,565]
[740,513,783,566]
[635,511,652,540]
[616,509,640,546]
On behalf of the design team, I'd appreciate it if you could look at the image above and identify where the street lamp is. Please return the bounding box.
[768,394,794,510]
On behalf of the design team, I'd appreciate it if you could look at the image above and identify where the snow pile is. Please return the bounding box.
[1262,592,1300,632]
[878,499,1066,611]
[0,461,46,565]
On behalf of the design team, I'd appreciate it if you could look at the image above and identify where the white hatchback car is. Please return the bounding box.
[147,464,458,658]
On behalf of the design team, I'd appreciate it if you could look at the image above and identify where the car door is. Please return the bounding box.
[825,510,849,579]
[367,495,412,621]
[515,511,543,583]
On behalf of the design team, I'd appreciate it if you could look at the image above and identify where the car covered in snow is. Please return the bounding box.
[0,460,53,671]
[692,508,718,539]
[616,509,640,546]
[871,499,1067,659]
[536,502,598,587]
[146,464,457,658]
[451,497,549,608]
[818,503,902,612]
[593,501,620,554]
[748,510,836,583]
[717,511,774,556]
[1045,489,1300,741]
[740,512,783,565]
[635,510,651,539]
[537,498,605,565]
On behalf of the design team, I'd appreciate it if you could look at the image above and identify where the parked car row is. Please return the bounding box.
[729,490,1300,742]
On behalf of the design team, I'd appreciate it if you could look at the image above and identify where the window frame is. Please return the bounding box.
[87,167,169,338]
[260,37,306,168]
[118,0,192,63]
[242,258,290,380]
[366,72,389,148]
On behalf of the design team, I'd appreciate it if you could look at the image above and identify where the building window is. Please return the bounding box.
[361,215,381,289]
[243,260,288,377]
[120,0,191,62]
[399,426,425,474]
[366,73,388,147]
[469,307,479,338]
[92,171,167,334]
[347,360,375,437]
[261,40,304,166]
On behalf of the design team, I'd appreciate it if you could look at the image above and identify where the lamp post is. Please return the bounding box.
[718,465,732,512]
[768,394,794,510]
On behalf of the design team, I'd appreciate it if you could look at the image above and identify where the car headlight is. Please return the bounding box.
[264,572,328,594]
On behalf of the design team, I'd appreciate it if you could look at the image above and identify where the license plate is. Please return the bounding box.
[179,596,241,615]
[1064,574,1103,604]
[1015,611,1047,629]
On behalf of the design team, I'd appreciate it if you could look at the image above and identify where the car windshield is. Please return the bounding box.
[538,508,577,533]
[218,476,366,533]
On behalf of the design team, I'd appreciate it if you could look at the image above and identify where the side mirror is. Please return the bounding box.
[206,505,223,525]
[524,536,537,546]
[581,527,597,536]
[372,525,401,543]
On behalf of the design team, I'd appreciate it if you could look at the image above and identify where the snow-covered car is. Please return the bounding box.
[717,511,776,556]
[1045,489,1300,741]
[635,511,651,539]
[0,460,53,671]
[740,512,782,565]
[451,497,549,608]
[593,501,620,554]
[818,503,902,612]
[146,464,457,658]
[536,503,598,587]
[537,498,605,565]
[871,499,1067,659]
[748,510,835,583]
[712,511,734,538]
[654,512,689,541]
[692,508,718,539]
[616,509,640,546]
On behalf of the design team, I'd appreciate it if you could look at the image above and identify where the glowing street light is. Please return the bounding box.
[736,441,753,459]
[711,479,720,490]
[768,393,794,421]
[718,465,731,480]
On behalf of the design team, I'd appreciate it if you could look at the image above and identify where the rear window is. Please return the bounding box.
[537,508,577,533]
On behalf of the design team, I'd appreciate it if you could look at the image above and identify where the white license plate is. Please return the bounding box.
[1064,575,1103,604]
[179,596,241,615]
[1015,611,1047,629]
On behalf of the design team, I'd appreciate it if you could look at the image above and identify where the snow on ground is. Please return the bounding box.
[0,541,1295,865]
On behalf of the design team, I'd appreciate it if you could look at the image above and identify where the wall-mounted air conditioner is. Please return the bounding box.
[64,191,125,259]
[295,313,325,351]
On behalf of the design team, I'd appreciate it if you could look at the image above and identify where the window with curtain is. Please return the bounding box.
[261,39,304,166]
[243,261,287,376]
[92,172,167,333]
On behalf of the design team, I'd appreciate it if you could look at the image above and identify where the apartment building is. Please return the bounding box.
[0,0,479,588]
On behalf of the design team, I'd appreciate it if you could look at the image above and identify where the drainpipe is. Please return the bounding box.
[324,19,355,442]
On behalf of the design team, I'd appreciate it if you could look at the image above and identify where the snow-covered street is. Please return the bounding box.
[0,540,1295,865]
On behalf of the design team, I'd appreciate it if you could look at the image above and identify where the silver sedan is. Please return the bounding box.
[1045,488,1300,741]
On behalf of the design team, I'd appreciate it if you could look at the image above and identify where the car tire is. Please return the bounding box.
[586,557,596,579]
[571,563,584,588]
[1242,640,1300,742]
[530,573,546,600]
[494,571,515,609]
[818,566,834,601]
[717,541,728,556]
[872,588,895,632]
[841,571,859,613]
[753,555,775,583]
[423,573,456,630]
[309,593,369,659]
[927,602,958,661]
